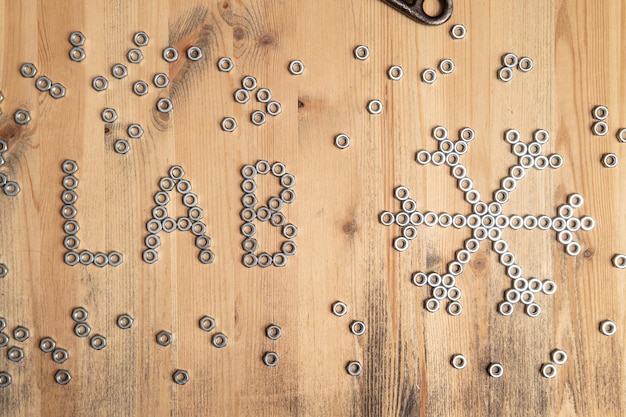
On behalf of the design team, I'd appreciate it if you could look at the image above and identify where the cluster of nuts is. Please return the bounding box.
[20,62,66,100]
[71,307,107,351]
[0,140,21,197]
[497,53,533,82]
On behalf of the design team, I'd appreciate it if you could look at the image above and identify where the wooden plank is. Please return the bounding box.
[0,0,624,416]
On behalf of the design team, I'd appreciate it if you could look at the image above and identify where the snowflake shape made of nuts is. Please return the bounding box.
[379,126,596,318]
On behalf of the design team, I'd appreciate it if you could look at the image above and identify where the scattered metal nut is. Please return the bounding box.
[117,314,134,329]
[69,31,85,46]
[92,76,108,91]
[69,47,86,62]
[173,369,189,385]
[101,108,118,123]
[221,117,237,132]
[162,47,179,62]
[20,63,37,78]
[7,347,24,362]
[186,46,202,61]
[212,333,227,348]
[199,316,216,332]
[133,81,149,96]
[133,31,149,47]
[156,331,172,346]
[55,370,71,385]
[346,361,362,376]
[36,76,52,92]
[14,110,31,125]
[127,124,144,138]
[52,348,69,364]
[153,73,169,88]
[156,98,173,113]
[217,57,233,72]
[90,334,106,350]
[50,83,66,99]
[127,48,144,64]
[13,326,29,342]
[265,325,282,340]
[112,63,128,79]
[263,352,280,367]
[39,337,56,353]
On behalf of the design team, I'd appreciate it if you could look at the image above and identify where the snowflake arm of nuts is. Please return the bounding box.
[379,126,595,317]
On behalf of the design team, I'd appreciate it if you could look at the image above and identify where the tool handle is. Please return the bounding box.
[382,0,453,25]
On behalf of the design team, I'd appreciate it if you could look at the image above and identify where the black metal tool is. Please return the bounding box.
[381,0,453,25]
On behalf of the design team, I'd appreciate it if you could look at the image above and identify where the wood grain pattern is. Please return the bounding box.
[0,0,624,416]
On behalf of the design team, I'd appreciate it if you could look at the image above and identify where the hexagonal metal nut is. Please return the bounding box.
[55,369,71,385]
[13,326,29,342]
[50,83,66,99]
[0,333,9,348]
[52,348,69,364]
[8,346,24,362]
[156,331,172,346]
[0,317,6,332]
[173,369,189,385]
[0,264,6,278]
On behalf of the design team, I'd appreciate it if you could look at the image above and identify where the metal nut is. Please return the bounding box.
[173,369,189,385]
[13,326,30,342]
[7,346,24,362]
[156,331,173,346]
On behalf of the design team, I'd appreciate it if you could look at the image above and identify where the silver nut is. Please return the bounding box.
[199,316,216,332]
[156,331,173,346]
[90,334,107,350]
[156,98,173,113]
[13,326,30,342]
[39,337,56,353]
[35,76,52,91]
[117,314,134,329]
[69,31,85,46]
[101,108,118,123]
[127,124,144,139]
[74,322,91,338]
[52,348,69,363]
[262,352,280,367]
[186,46,202,61]
[8,347,24,362]
[92,76,108,91]
[162,47,179,62]
[55,370,71,385]
[69,47,86,62]
[265,325,282,340]
[212,333,227,348]
[173,369,189,385]
[0,317,6,331]
[0,333,8,348]
[50,83,66,99]
[14,110,31,125]
[133,31,149,47]
[346,361,363,376]
[0,372,11,388]
[127,48,144,64]
[133,81,149,96]
[71,307,88,322]
[153,73,169,88]
[20,63,37,78]
[112,63,128,79]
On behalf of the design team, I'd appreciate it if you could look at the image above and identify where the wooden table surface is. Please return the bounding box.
[0,0,624,416]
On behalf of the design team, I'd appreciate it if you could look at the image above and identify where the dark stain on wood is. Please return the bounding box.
[298,100,304,108]
[233,26,246,41]
[257,33,276,48]
[471,253,487,271]
[343,220,357,236]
